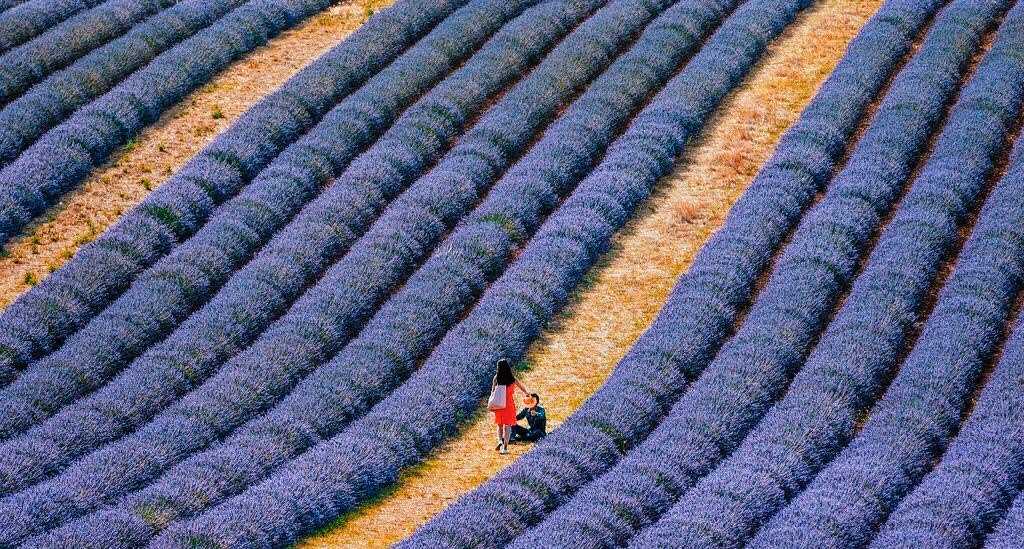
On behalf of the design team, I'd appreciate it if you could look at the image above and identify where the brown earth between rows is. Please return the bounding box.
[0,0,393,311]
[298,0,886,546]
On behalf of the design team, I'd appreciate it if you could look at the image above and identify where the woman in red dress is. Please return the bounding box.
[492,358,530,455]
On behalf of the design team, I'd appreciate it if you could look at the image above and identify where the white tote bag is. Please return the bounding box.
[487,384,507,410]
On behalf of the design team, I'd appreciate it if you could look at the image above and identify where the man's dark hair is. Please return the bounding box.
[530,393,540,404]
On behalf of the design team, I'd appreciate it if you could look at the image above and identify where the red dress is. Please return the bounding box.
[492,384,517,426]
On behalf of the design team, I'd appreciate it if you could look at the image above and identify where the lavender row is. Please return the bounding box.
[0,0,103,54]
[0,0,601,540]
[867,134,1024,548]
[0,0,464,385]
[633,3,1023,546]
[160,0,807,543]
[0,0,353,248]
[987,450,1024,548]
[404,1,945,546]
[0,0,604,502]
[512,0,989,544]
[487,0,974,540]
[37,0,735,544]
[610,0,999,544]
[0,0,176,108]
[0,0,529,494]
[0,0,26,15]
[0,0,245,167]
[0,0,551,485]
[0,0,501,441]
[615,1,1001,545]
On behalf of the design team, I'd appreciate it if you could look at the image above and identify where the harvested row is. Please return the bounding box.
[33,0,741,545]
[0,0,608,540]
[640,3,1024,545]
[0,0,103,54]
[436,0,982,545]
[0,0,176,107]
[865,114,1024,549]
[0,0,531,494]
[0,0,464,384]
[158,0,811,543]
[0,0,248,166]
[0,0,375,248]
[401,0,942,544]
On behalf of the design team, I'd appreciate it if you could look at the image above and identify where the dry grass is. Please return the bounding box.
[298,0,885,546]
[0,0,393,311]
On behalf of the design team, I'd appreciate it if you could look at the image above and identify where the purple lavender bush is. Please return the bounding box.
[0,0,104,54]
[0,0,245,166]
[0,0,176,108]
[0,0,534,443]
[0,0,535,496]
[30,0,736,544]
[0,0,618,541]
[0,0,381,247]
[631,3,1023,546]
[152,0,810,543]
[866,140,1024,549]
[403,1,944,546]
[0,0,465,385]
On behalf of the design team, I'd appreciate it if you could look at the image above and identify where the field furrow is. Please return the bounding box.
[298,1,888,544]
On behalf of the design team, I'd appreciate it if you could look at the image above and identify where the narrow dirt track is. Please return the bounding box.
[0,0,393,310]
[297,0,886,546]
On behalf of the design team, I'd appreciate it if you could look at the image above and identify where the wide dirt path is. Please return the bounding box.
[298,0,886,545]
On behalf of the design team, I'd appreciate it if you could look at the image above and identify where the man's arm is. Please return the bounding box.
[516,408,527,420]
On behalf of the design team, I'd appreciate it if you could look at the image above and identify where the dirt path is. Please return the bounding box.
[297,0,885,546]
[0,0,393,310]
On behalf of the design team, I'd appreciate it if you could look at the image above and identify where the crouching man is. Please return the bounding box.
[510,393,546,443]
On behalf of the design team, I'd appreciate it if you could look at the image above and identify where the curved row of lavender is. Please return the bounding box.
[0,0,245,166]
[150,0,809,544]
[0,0,104,54]
[27,0,739,544]
[638,1,1024,545]
[0,0,611,505]
[0,0,535,495]
[536,0,991,540]
[0,0,177,108]
[988,401,1024,548]
[405,1,958,544]
[399,1,937,544]
[0,0,27,17]
[616,0,1000,530]
[861,86,1024,549]
[0,0,511,441]
[0,0,392,248]
[0,0,614,541]
[0,0,528,444]
[0,0,467,385]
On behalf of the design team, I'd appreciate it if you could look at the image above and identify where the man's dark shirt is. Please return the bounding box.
[516,405,546,435]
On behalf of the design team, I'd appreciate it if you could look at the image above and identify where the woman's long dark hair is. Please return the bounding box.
[495,358,515,385]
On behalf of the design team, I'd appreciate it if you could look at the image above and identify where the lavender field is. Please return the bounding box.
[1,0,1023,546]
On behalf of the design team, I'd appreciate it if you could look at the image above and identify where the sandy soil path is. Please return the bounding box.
[297,1,886,545]
[0,0,393,310]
